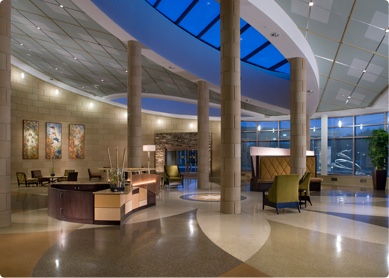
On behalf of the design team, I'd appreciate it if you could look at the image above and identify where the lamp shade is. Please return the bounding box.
[143,145,156,152]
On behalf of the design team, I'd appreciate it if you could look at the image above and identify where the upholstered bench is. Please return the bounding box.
[250,156,322,192]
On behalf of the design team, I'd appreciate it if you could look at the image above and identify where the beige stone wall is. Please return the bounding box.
[10,66,221,181]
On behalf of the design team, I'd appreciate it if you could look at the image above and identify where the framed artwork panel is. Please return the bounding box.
[46,122,62,159]
[23,120,39,159]
[69,124,85,159]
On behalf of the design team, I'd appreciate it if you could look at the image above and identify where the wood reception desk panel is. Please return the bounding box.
[48,174,160,225]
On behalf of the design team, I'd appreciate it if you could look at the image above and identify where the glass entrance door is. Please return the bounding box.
[177,149,198,174]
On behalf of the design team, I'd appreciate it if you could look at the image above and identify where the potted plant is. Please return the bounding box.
[367,129,388,190]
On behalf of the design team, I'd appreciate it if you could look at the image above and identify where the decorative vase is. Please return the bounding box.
[108,168,125,192]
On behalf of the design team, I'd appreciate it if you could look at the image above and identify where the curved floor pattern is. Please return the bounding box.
[32,210,255,277]
[0,181,388,277]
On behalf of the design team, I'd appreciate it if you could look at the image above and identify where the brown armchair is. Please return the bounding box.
[263,174,300,214]
[31,170,50,186]
[58,169,75,182]
[88,168,102,181]
[16,172,39,187]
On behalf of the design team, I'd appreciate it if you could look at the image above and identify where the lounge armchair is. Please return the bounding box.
[67,172,78,181]
[31,170,50,186]
[16,172,39,187]
[299,171,312,207]
[164,165,183,187]
[263,174,300,214]
[58,169,75,182]
[88,168,102,181]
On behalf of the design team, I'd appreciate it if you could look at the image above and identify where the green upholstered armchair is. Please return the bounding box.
[16,172,39,187]
[164,165,183,187]
[299,171,312,207]
[263,174,300,214]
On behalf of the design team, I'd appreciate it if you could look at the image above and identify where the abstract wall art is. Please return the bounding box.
[69,124,85,159]
[23,120,39,159]
[46,122,62,159]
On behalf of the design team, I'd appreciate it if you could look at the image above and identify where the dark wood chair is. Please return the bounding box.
[88,168,102,181]
[31,170,50,186]
[67,172,78,181]
[16,172,39,187]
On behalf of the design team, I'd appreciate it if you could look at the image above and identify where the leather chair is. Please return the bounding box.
[164,165,183,187]
[299,171,312,207]
[88,168,102,181]
[31,170,50,186]
[263,174,300,214]
[67,172,78,181]
[16,172,39,187]
[58,169,75,182]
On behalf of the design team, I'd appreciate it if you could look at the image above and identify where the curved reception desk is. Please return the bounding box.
[48,174,161,225]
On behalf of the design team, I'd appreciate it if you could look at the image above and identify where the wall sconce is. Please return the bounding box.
[21,72,25,79]
[143,145,156,174]
[55,89,59,95]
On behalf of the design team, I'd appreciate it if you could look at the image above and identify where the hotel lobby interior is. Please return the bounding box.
[0,0,388,277]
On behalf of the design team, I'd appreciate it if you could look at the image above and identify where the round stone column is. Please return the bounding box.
[127,41,142,168]
[289,57,307,177]
[220,0,241,214]
[0,0,11,227]
[197,80,210,189]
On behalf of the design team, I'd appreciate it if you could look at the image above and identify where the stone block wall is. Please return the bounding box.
[10,66,221,181]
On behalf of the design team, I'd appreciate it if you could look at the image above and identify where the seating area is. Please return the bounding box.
[31,170,50,186]
[16,172,39,187]
[250,155,323,192]
[299,171,312,207]
[263,174,301,214]
[164,165,183,187]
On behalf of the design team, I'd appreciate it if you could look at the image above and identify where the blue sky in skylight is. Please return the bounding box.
[157,0,192,22]
[248,45,285,69]
[144,0,289,74]
[240,27,269,58]
[180,0,220,36]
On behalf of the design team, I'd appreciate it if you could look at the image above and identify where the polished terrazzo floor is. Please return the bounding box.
[0,178,388,277]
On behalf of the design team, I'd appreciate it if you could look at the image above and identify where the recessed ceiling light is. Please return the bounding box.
[37,26,41,30]
[309,1,314,6]
[386,28,389,33]
[362,69,366,73]
[73,57,77,59]
[20,43,23,46]
[59,4,64,8]
[101,79,104,82]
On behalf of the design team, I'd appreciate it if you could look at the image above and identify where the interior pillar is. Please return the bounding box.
[321,115,328,175]
[0,0,11,227]
[289,57,307,177]
[197,80,210,189]
[220,0,241,214]
[127,40,142,168]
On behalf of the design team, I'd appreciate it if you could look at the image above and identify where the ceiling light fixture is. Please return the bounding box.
[270,32,279,37]
[309,1,314,6]
[386,28,389,33]
[59,4,64,8]
[307,90,314,94]
[362,69,366,73]
[37,27,41,30]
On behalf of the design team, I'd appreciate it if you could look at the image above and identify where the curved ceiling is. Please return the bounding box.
[9,0,388,119]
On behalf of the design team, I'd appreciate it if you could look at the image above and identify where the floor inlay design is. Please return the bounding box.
[180,193,247,202]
